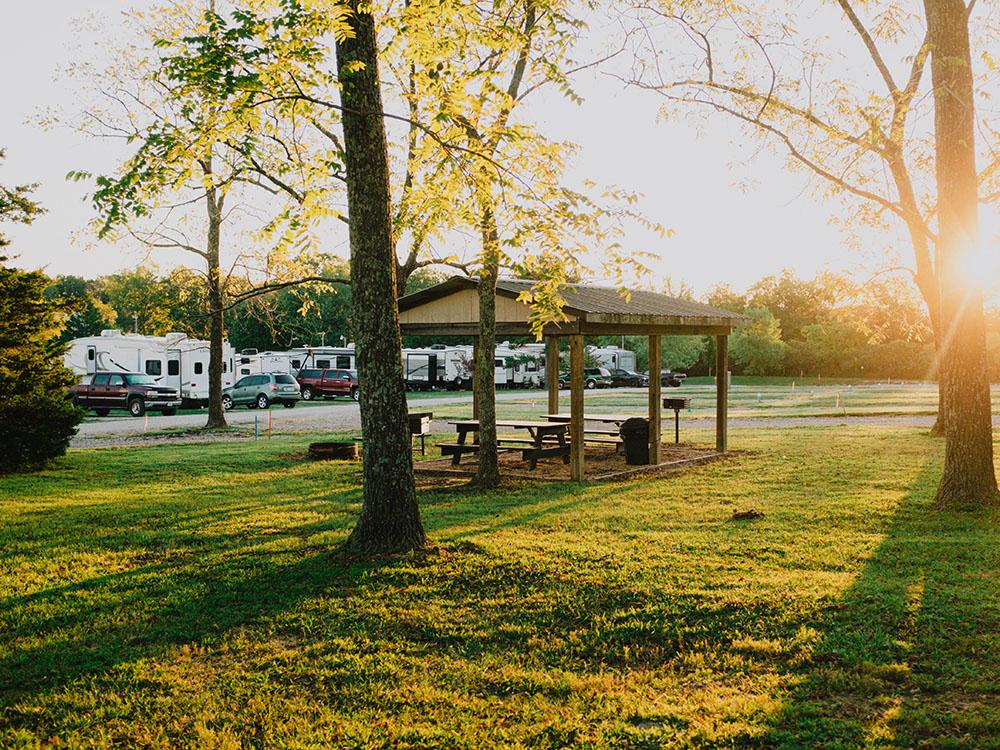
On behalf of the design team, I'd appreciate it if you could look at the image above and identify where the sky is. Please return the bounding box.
[0,1,978,297]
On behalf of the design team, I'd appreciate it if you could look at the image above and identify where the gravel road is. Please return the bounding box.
[69,388,978,449]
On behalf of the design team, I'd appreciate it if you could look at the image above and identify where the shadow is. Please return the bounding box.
[757,460,1000,748]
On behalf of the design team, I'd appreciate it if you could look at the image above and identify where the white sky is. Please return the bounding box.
[0,2,987,296]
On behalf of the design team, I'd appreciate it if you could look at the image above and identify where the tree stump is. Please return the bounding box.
[308,441,360,461]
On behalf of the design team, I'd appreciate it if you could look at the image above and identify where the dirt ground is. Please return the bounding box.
[414,444,721,482]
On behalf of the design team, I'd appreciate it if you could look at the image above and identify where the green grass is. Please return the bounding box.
[3,428,1000,747]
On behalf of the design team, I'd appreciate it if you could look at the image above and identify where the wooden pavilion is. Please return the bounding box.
[398,277,749,481]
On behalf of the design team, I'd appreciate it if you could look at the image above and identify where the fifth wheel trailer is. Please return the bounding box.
[63,330,235,406]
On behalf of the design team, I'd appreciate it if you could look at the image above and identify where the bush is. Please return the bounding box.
[0,261,84,473]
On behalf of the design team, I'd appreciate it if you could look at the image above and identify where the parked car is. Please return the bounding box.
[69,372,182,417]
[295,368,359,401]
[557,368,614,389]
[610,369,648,387]
[661,370,687,388]
[222,373,300,410]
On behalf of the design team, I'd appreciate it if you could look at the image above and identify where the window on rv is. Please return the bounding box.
[336,355,352,369]
[167,360,179,376]
[87,349,95,361]
[291,359,301,370]
[316,359,330,369]
[194,362,203,375]
[145,360,162,376]
[495,359,504,368]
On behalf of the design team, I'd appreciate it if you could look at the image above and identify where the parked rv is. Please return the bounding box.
[232,349,294,377]
[63,330,234,407]
[402,346,472,390]
[587,345,637,372]
[285,346,356,373]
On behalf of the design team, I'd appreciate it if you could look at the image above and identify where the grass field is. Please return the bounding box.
[3,427,1000,747]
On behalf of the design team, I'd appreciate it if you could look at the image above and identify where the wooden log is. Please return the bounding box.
[570,334,585,481]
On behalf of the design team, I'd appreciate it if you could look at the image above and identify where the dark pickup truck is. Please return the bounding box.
[70,372,182,417]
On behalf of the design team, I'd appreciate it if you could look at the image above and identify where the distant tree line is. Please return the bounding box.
[43,264,1000,382]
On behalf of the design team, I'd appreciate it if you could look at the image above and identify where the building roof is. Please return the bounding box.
[398,276,748,337]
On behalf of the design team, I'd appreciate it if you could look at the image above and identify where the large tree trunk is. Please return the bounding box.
[924,0,998,507]
[473,204,501,488]
[336,3,425,553]
[205,182,226,429]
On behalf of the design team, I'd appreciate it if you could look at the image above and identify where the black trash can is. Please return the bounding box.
[619,417,650,465]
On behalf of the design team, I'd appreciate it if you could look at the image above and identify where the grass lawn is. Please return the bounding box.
[3,428,1000,747]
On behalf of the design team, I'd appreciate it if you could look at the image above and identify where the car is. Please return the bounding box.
[222,373,301,410]
[584,367,614,389]
[660,370,687,388]
[69,371,182,417]
[609,369,648,387]
[295,368,359,401]
[557,368,614,389]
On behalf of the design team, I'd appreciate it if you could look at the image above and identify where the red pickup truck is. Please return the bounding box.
[295,368,359,401]
[70,372,182,417]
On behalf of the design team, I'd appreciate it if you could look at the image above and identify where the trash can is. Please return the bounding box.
[619,417,650,465]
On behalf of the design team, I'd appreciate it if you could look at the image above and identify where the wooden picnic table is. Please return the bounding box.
[544,413,640,425]
[442,419,570,469]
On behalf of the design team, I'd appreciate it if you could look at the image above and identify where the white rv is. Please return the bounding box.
[496,342,546,388]
[403,345,472,390]
[232,349,295,377]
[587,345,637,372]
[285,346,356,373]
[64,330,234,405]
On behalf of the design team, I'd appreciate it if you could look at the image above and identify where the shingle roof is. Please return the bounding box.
[399,276,748,327]
[494,279,747,321]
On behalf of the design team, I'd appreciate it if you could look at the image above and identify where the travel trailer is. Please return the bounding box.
[63,330,234,406]
[587,345,637,372]
[232,349,295,377]
[285,346,356,373]
[402,345,472,390]
[496,342,546,388]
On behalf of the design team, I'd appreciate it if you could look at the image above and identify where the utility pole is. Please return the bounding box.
[132,313,138,334]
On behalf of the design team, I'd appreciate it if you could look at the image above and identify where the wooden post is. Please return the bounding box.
[648,334,662,464]
[570,334,585,481]
[716,334,729,453]
[472,335,480,420]
[546,335,560,416]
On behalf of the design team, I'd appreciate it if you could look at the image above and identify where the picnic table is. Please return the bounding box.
[441,419,570,469]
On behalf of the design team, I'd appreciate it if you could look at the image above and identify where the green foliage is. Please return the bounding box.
[44,276,115,343]
[0,149,43,248]
[730,308,787,375]
[0,260,83,473]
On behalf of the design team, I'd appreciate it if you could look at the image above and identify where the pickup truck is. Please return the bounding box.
[295,368,359,401]
[70,372,182,417]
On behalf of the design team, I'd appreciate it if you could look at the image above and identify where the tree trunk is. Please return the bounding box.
[205,182,226,429]
[473,203,501,488]
[336,3,425,553]
[924,0,998,507]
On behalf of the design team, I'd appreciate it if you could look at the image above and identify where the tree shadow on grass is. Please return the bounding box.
[759,460,1000,748]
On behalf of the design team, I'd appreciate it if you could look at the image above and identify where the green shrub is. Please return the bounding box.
[0,260,83,473]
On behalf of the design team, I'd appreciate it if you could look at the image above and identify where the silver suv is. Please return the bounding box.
[222,373,301,410]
